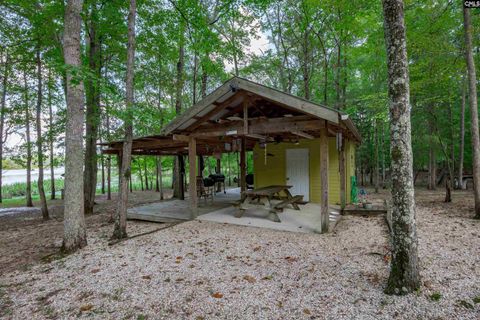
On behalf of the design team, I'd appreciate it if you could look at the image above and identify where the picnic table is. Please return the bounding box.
[233,185,304,222]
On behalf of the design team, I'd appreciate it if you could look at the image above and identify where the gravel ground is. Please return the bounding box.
[1,189,479,319]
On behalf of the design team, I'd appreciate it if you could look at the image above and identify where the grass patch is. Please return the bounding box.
[429,292,442,301]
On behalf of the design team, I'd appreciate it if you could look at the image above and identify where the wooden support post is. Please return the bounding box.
[188,137,198,218]
[240,137,247,193]
[216,156,222,192]
[178,155,185,200]
[339,138,346,210]
[319,122,329,233]
[243,98,249,134]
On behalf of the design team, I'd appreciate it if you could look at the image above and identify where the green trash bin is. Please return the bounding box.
[350,176,358,204]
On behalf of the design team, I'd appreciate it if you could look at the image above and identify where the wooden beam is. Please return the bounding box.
[243,99,249,134]
[188,137,198,218]
[240,137,246,193]
[339,136,346,210]
[292,131,314,139]
[246,133,266,140]
[173,134,190,142]
[319,121,329,233]
[191,116,325,138]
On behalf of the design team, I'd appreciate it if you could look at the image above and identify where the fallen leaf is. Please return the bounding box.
[243,275,256,283]
[211,292,223,299]
[142,275,151,280]
[303,309,311,315]
[284,256,298,262]
[90,269,101,274]
[80,304,93,312]
[253,246,261,252]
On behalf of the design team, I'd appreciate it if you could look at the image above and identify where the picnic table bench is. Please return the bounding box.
[233,185,304,222]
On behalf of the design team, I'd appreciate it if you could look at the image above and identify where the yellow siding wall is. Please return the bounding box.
[253,138,356,205]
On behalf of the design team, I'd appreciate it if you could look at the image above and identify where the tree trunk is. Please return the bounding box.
[381,121,386,188]
[158,156,164,200]
[144,159,149,190]
[375,120,379,193]
[0,51,9,203]
[47,71,56,199]
[84,6,101,215]
[113,0,136,239]
[106,98,112,200]
[201,70,207,98]
[155,157,160,192]
[172,20,185,199]
[107,155,111,200]
[458,77,466,190]
[382,0,420,294]
[24,70,33,208]
[428,116,436,190]
[62,0,87,253]
[35,45,49,220]
[463,8,480,218]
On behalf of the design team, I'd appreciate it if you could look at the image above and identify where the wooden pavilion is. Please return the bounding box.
[103,77,361,233]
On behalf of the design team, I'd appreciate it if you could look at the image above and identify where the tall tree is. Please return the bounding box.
[463,8,480,218]
[172,14,185,199]
[0,50,9,203]
[113,0,136,239]
[458,77,466,190]
[382,0,420,294]
[23,69,33,208]
[35,45,49,219]
[84,1,101,215]
[62,0,87,253]
[47,71,56,199]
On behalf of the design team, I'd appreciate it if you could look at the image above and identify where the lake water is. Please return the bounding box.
[2,167,65,185]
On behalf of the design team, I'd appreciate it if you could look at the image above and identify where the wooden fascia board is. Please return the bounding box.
[162,78,238,134]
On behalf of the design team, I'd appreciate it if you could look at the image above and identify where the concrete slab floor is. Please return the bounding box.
[197,202,340,234]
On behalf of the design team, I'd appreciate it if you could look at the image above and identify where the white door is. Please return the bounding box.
[286,149,310,201]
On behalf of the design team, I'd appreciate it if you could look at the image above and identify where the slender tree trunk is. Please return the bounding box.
[47,71,56,199]
[84,6,101,215]
[382,0,420,294]
[158,156,164,200]
[105,98,112,200]
[375,120,379,193]
[381,121,386,188]
[173,19,185,199]
[201,70,207,98]
[62,0,87,253]
[0,51,9,203]
[428,113,436,190]
[144,159,149,190]
[192,53,197,104]
[458,77,466,190]
[107,155,111,199]
[23,71,33,208]
[35,45,49,219]
[463,8,480,218]
[139,162,144,191]
[113,0,136,239]
[101,149,105,194]
[155,157,160,192]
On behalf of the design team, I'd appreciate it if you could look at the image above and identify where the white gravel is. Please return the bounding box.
[1,196,479,319]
